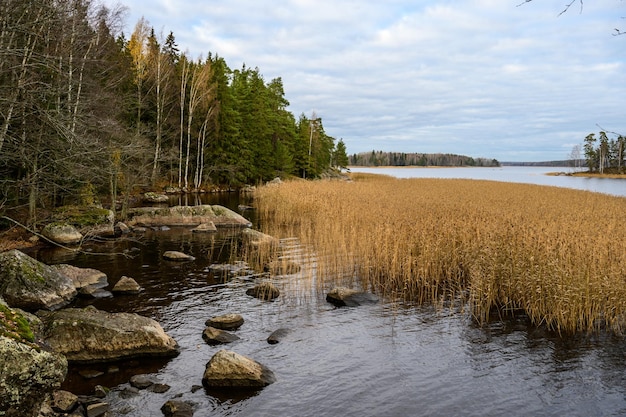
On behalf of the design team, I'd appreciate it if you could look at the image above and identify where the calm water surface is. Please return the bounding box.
[350,166,626,197]
[36,184,626,417]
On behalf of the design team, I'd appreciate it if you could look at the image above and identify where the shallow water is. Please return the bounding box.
[35,192,626,417]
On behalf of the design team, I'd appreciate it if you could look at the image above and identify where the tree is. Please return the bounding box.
[333,139,350,170]
[127,17,150,136]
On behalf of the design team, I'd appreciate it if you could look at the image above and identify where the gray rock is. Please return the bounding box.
[143,192,169,203]
[246,282,280,301]
[126,205,252,228]
[93,385,109,398]
[161,400,194,417]
[202,327,241,345]
[326,287,379,307]
[0,250,77,311]
[85,401,109,417]
[111,276,142,294]
[129,374,154,389]
[114,222,131,235]
[241,229,278,249]
[162,251,195,262]
[208,262,257,279]
[0,336,67,416]
[41,223,83,245]
[50,390,78,413]
[267,328,290,345]
[37,306,179,363]
[148,383,171,393]
[205,314,244,331]
[53,264,108,290]
[202,350,276,388]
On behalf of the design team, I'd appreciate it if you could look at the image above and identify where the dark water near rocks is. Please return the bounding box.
[36,192,626,417]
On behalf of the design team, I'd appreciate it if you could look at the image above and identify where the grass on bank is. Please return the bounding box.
[249,174,626,335]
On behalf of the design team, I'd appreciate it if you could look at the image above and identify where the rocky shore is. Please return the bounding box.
[0,199,377,416]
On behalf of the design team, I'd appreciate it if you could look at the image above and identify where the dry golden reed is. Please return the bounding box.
[250,174,626,334]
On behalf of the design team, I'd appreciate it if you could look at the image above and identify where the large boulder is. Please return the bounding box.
[0,336,68,417]
[0,250,77,311]
[41,223,83,245]
[37,306,179,363]
[126,205,252,228]
[202,350,276,388]
[326,287,379,307]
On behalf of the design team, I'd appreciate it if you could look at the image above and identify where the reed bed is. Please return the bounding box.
[250,174,626,334]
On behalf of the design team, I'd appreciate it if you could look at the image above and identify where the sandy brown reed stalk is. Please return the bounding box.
[249,174,626,335]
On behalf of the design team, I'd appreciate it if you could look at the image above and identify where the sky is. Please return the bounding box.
[103,0,626,162]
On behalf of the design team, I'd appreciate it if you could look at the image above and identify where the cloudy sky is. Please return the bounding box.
[104,0,625,161]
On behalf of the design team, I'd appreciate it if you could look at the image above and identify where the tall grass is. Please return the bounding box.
[250,174,626,334]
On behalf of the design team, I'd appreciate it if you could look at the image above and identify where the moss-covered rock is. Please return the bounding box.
[37,306,179,363]
[0,250,77,311]
[0,335,67,417]
[126,205,251,228]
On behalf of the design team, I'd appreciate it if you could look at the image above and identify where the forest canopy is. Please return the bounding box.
[0,0,348,224]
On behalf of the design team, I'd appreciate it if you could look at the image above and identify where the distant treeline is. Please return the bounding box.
[349,151,500,167]
[501,160,584,167]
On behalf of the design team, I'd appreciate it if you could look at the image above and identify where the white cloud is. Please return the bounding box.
[104,0,626,161]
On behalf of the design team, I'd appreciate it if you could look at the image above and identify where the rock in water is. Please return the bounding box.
[38,306,179,363]
[246,282,280,301]
[0,336,68,416]
[111,276,142,294]
[202,327,241,345]
[162,251,196,261]
[205,314,244,331]
[202,350,276,388]
[267,328,290,345]
[326,287,379,307]
[0,250,77,311]
[161,400,194,417]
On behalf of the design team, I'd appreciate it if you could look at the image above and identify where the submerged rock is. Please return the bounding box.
[0,335,68,417]
[202,350,276,388]
[326,287,379,307]
[267,328,290,345]
[0,250,77,311]
[162,251,196,262]
[202,327,241,345]
[246,282,280,301]
[205,314,244,331]
[37,306,179,363]
[241,229,278,249]
[161,400,194,417]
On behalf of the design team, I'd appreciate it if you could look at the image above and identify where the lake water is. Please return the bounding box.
[349,166,626,197]
[37,178,626,417]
